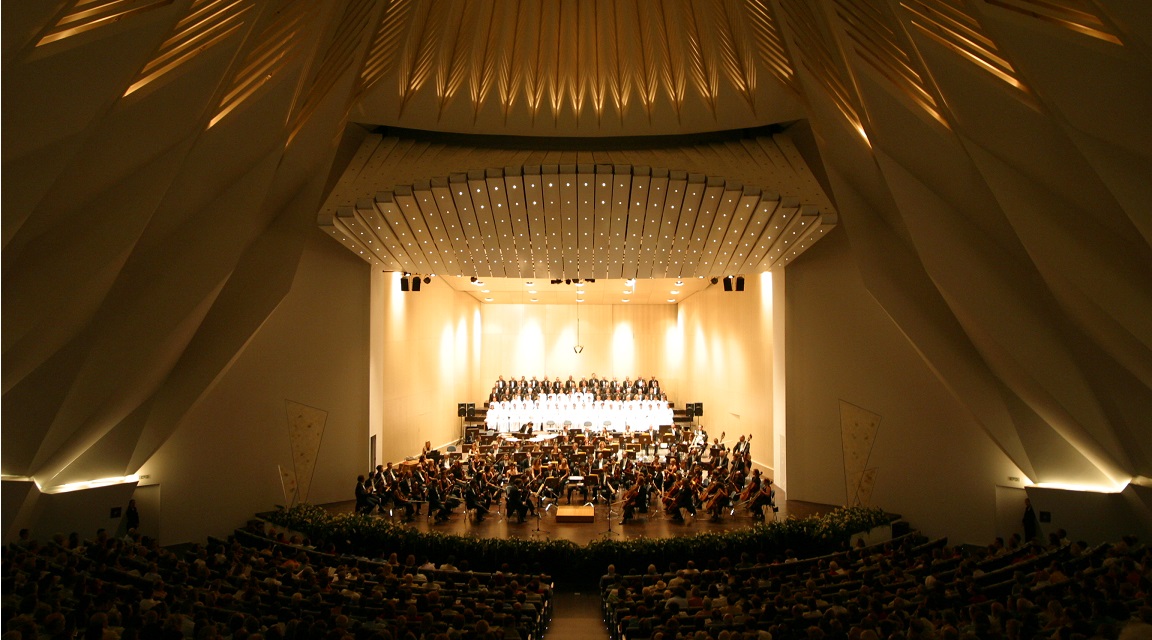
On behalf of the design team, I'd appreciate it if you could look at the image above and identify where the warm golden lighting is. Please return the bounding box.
[40,475,141,495]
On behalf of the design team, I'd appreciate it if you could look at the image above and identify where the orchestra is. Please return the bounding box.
[356,376,772,528]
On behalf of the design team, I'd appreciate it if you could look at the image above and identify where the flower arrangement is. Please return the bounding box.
[265,505,891,584]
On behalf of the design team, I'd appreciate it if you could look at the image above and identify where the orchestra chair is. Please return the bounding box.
[586,473,601,505]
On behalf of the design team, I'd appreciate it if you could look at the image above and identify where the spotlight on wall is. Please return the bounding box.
[470,276,477,283]
[710,277,719,285]
[423,276,431,284]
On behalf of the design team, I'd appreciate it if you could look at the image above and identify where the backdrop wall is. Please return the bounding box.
[372,275,481,465]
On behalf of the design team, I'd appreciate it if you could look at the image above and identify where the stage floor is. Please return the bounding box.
[321,490,836,547]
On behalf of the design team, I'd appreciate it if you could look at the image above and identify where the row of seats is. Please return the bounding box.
[599,532,1151,640]
[3,522,553,640]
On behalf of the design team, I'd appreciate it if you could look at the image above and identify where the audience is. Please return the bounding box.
[7,515,1149,640]
[600,533,1152,640]
[3,526,552,640]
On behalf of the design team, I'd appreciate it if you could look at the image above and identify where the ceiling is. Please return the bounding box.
[351,0,806,136]
[433,275,718,305]
[320,131,838,281]
[320,0,839,281]
[7,0,1151,497]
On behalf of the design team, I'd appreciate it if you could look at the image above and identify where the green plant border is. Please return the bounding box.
[265,504,892,584]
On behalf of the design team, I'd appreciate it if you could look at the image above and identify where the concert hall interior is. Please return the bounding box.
[4,0,1152,555]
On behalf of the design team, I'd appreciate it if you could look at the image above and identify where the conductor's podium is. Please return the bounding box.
[554,505,595,523]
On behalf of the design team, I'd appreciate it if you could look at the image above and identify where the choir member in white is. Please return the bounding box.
[485,390,673,433]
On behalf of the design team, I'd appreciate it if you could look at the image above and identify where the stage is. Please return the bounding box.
[323,490,835,547]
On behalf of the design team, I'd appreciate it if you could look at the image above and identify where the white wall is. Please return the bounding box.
[477,303,677,397]
[785,227,1027,544]
[138,232,370,545]
[678,275,775,466]
[372,274,480,462]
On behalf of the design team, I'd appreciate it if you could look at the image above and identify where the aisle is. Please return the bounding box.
[547,590,610,640]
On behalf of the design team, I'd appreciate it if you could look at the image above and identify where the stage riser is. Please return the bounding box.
[554,506,595,523]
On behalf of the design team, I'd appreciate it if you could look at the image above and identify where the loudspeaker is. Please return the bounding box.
[723,277,733,291]
[467,403,476,418]
[735,276,745,291]
[400,277,409,292]
[685,403,695,415]
[411,276,421,291]
[457,403,467,417]
[694,402,704,417]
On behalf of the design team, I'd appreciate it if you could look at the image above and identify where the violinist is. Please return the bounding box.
[391,471,415,521]
[672,475,699,522]
[751,477,776,521]
[506,477,531,523]
[465,477,490,522]
[427,477,456,523]
[662,473,684,518]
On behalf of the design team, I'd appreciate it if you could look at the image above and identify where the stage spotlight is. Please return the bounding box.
[423,276,431,284]
[735,276,745,291]
[565,279,571,285]
[470,276,477,283]
[710,277,719,285]
[411,276,421,291]
[587,279,595,283]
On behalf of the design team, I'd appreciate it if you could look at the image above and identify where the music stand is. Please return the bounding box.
[585,473,600,505]
[599,479,620,538]
[531,487,553,538]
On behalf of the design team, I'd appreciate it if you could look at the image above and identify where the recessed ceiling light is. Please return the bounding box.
[482,289,490,293]
[484,297,493,302]
[667,298,675,302]
[622,298,629,302]
[670,290,679,294]
[529,290,537,294]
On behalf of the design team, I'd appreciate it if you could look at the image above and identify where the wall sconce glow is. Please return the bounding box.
[1025,478,1131,494]
[40,474,141,495]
